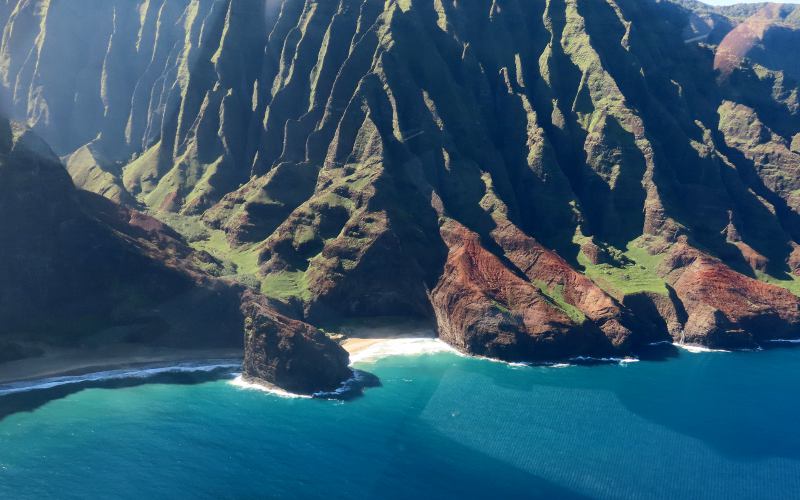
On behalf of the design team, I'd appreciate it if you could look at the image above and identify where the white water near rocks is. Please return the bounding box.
[672,343,732,354]
[228,375,312,399]
[347,338,461,364]
[0,337,755,399]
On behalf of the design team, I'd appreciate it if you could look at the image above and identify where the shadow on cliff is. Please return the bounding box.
[581,0,800,279]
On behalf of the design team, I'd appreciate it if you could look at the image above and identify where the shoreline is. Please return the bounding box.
[3,329,786,397]
[0,332,446,397]
[0,345,245,387]
[341,337,457,364]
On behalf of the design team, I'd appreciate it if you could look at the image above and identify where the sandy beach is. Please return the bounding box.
[336,319,457,364]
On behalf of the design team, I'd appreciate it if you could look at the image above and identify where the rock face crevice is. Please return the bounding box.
[1,0,800,362]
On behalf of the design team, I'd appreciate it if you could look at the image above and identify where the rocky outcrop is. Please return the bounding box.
[241,292,351,395]
[622,290,686,342]
[660,242,800,348]
[717,100,800,223]
[431,221,617,361]
[489,222,643,349]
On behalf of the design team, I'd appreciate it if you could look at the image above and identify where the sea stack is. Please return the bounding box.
[241,293,353,395]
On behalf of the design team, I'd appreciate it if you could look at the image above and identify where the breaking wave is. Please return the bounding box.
[0,360,242,397]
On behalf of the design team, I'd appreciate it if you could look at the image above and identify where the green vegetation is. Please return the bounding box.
[199,229,261,277]
[122,142,162,197]
[293,225,318,248]
[535,281,587,323]
[152,210,334,302]
[756,271,800,297]
[261,271,311,301]
[149,210,261,284]
[64,145,131,204]
[148,210,325,302]
[490,299,512,316]
[577,238,669,297]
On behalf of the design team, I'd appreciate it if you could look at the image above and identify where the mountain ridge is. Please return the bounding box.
[1,0,799,370]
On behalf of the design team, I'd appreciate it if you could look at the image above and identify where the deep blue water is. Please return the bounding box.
[1,345,800,499]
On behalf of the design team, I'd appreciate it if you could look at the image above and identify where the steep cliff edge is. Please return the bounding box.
[431,220,622,361]
[660,241,800,348]
[0,118,350,393]
[714,3,800,80]
[241,291,352,394]
[1,0,799,362]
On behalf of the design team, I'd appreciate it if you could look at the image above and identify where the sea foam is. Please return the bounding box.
[229,370,378,400]
[0,360,242,397]
[348,338,460,364]
[672,343,731,354]
[228,375,311,399]
[347,337,640,368]
[568,356,640,364]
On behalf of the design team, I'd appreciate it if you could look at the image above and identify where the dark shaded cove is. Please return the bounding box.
[0,368,236,422]
[0,366,384,421]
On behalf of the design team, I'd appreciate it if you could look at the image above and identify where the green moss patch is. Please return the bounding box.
[261,271,311,301]
[577,238,669,297]
[756,271,800,297]
[149,210,261,284]
[534,281,587,323]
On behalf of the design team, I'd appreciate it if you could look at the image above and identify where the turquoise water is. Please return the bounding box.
[1,345,800,499]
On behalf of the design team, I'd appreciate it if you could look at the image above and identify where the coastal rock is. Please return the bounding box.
[660,242,800,347]
[622,290,687,342]
[241,292,352,395]
[490,222,642,349]
[430,221,615,361]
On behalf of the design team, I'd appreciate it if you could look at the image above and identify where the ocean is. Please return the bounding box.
[1,342,799,499]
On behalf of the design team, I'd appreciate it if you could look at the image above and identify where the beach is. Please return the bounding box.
[336,319,456,363]
[0,320,443,388]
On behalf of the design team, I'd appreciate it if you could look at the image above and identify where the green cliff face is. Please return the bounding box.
[2,0,800,359]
